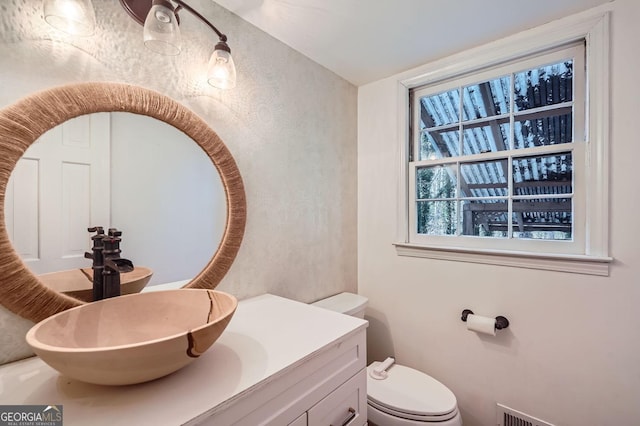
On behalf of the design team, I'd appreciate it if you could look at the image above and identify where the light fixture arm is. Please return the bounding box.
[119,0,237,88]
[171,0,228,44]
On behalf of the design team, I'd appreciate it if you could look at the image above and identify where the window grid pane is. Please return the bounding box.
[513,109,573,149]
[512,152,573,196]
[512,198,573,240]
[416,164,458,200]
[462,76,511,121]
[420,129,460,159]
[514,60,573,112]
[417,200,458,235]
[461,199,509,237]
[460,160,508,198]
[419,89,462,129]
[462,122,510,155]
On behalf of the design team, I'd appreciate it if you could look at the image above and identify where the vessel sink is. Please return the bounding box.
[25,289,237,385]
[38,266,153,302]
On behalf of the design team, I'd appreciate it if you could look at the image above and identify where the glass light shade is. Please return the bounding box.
[143,1,181,56]
[207,49,237,90]
[43,0,96,36]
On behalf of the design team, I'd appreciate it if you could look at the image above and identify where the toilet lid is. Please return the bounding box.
[367,362,457,417]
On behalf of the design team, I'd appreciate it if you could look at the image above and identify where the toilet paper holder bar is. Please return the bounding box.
[461,309,509,330]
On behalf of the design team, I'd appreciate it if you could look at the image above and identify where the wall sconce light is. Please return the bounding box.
[43,0,97,36]
[123,0,237,89]
[42,0,237,89]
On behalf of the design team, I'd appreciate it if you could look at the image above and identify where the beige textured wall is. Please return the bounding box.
[0,0,357,364]
[358,1,640,425]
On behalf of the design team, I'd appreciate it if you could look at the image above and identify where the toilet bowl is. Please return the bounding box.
[367,359,462,426]
[311,293,463,426]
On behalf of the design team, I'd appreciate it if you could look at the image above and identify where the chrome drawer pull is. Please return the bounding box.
[331,407,356,426]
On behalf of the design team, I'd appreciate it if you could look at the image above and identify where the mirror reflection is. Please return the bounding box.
[4,112,227,301]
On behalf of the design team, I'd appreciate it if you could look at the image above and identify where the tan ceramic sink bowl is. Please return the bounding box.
[25,289,237,385]
[38,266,153,302]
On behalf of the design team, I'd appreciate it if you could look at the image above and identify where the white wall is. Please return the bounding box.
[110,112,225,285]
[0,0,357,364]
[358,1,640,425]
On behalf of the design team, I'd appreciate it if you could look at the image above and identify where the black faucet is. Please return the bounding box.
[102,228,134,299]
[84,226,105,302]
[85,227,134,301]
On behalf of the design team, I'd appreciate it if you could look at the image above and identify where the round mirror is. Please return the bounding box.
[6,112,227,299]
[0,82,246,323]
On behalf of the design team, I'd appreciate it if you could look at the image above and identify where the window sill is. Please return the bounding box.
[394,243,612,276]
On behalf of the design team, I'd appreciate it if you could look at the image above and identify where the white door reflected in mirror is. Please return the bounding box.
[5,113,109,273]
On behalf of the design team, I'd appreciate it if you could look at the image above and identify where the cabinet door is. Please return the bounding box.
[308,369,367,426]
[288,412,307,426]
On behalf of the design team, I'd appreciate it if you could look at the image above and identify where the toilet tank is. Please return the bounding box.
[311,292,368,319]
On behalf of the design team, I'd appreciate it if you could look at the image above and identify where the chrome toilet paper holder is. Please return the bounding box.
[461,309,510,330]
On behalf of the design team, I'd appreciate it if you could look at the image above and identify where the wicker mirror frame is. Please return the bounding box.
[0,82,246,323]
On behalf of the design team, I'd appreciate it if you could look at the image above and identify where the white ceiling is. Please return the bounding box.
[214,0,611,86]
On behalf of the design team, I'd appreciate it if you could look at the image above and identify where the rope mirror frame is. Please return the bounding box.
[0,82,246,323]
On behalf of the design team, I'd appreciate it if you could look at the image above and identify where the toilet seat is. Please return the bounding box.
[368,398,459,422]
[367,362,459,422]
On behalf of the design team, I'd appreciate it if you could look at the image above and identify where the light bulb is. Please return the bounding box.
[43,0,96,36]
[207,47,236,90]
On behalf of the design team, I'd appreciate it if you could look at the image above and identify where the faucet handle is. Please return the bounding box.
[88,227,106,247]
[108,228,122,237]
[88,226,104,234]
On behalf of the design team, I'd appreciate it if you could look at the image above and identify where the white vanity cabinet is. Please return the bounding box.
[191,294,368,426]
[0,294,368,426]
[202,325,367,426]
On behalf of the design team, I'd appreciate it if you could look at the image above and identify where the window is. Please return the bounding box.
[396,8,611,275]
[410,45,584,252]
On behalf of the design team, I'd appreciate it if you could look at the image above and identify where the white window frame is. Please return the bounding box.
[394,5,612,276]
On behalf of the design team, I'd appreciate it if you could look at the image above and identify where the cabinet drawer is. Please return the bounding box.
[288,412,307,426]
[308,369,366,426]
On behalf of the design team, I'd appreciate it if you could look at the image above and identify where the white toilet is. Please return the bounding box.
[311,293,463,426]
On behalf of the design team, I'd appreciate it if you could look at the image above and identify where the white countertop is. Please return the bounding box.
[0,293,367,425]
